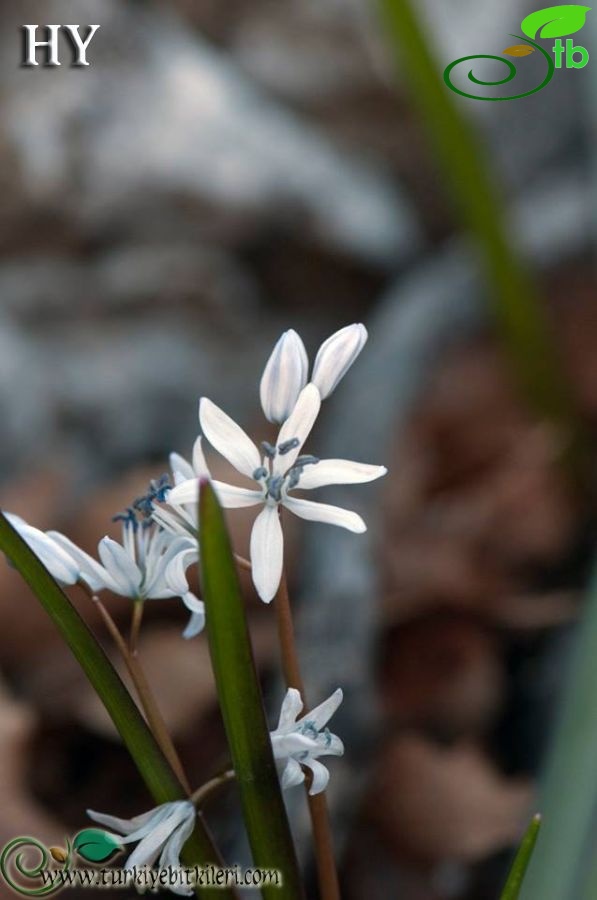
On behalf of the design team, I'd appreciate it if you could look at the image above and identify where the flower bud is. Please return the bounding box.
[312,324,367,399]
[260,329,308,424]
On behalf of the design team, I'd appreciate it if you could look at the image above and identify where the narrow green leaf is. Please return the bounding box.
[0,511,234,900]
[521,5,591,40]
[500,814,541,900]
[199,481,304,900]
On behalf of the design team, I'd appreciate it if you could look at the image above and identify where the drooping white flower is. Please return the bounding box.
[168,384,386,603]
[4,512,95,587]
[87,801,196,896]
[259,324,367,425]
[270,688,344,795]
[311,323,367,399]
[51,516,204,639]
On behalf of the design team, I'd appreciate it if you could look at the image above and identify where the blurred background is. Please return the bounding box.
[0,0,595,897]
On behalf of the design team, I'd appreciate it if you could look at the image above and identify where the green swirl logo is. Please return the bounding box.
[444,4,591,101]
[0,838,71,897]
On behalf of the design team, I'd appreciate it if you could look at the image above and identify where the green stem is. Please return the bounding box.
[0,512,235,900]
[500,814,541,900]
[199,481,305,900]
[378,0,587,485]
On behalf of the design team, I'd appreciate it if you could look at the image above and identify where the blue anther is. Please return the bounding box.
[278,438,300,455]
[261,441,277,459]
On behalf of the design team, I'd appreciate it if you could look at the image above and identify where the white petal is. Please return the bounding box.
[182,592,205,638]
[212,482,263,509]
[305,759,330,795]
[283,497,366,533]
[297,459,387,490]
[87,806,162,836]
[301,688,343,731]
[250,505,283,603]
[98,537,143,597]
[169,452,195,485]
[6,516,80,585]
[271,733,319,758]
[164,548,196,597]
[274,383,321,474]
[199,397,261,479]
[276,688,303,731]
[167,478,200,506]
[281,758,305,790]
[48,531,108,592]
[125,803,191,870]
[312,323,367,399]
[192,436,210,478]
[260,329,308,424]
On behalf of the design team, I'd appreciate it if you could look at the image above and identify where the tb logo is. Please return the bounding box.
[21,25,101,68]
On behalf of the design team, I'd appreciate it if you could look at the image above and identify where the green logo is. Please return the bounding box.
[0,830,122,896]
[444,4,591,100]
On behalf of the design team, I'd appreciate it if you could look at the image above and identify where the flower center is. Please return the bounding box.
[253,438,319,502]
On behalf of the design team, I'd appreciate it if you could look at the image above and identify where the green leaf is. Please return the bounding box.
[199,481,304,900]
[0,512,234,899]
[521,5,591,39]
[500,815,541,899]
[73,829,122,863]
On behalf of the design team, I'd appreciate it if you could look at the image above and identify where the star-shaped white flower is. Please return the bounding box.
[87,801,196,896]
[270,688,344,795]
[168,383,386,602]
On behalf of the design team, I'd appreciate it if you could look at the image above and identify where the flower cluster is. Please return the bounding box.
[4,323,384,893]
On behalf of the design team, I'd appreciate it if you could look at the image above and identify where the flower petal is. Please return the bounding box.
[281,758,305,790]
[283,497,366,533]
[169,452,195,485]
[312,323,367,399]
[166,479,200,506]
[301,688,343,731]
[212,482,263,509]
[182,592,205,638]
[47,531,109,592]
[274,383,321,474]
[199,397,261,479]
[297,459,387,490]
[192,436,210,478]
[276,687,303,731]
[305,758,330,795]
[6,516,80,586]
[98,537,143,597]
[250,505,283,603]
[260,329,308,424]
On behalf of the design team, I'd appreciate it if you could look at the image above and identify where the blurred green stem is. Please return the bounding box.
[275,572,341,900]
[500,814,541,900]
[519,564,597,900]
[379,0,587,485]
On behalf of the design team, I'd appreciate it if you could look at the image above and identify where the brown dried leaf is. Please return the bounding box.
[367,735,533,862]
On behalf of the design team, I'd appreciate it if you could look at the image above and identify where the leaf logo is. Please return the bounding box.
[73,829,122,864]
[503,44,536,56]
[521,4,591,39]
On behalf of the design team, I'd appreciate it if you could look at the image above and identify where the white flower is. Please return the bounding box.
[270,688,344,795]
[259,324,367,426]
[152,437,210,540]
[51,516,204,639]
[260,329,309,424]
[168,384,386,602]
[311,323,367,399]
[87,801,196,896]
[4,512,89,586]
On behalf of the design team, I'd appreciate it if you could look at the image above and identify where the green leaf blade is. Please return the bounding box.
[500,814,542,900]
[199,481,304,900]
[521,5,591,39]
[0,512,233,899]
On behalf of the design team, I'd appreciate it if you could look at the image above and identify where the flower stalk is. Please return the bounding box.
[274,573,341,900]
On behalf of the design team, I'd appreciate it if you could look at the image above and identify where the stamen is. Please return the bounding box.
[133,473,173,518]
[278,437,300,455]
[112,507,139,532]
[293,455,319,468]
[261,441,277,459]
[253,466,268,481]
[267,475,284,502]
